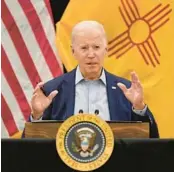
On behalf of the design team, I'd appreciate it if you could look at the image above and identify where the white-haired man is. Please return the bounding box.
[29,21,159,138]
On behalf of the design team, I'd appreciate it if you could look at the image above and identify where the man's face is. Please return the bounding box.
[72,28,107,78]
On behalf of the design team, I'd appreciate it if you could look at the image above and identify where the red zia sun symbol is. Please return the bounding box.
[108,0,172,67]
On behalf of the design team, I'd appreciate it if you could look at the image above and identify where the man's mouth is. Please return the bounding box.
[86,63,97,65]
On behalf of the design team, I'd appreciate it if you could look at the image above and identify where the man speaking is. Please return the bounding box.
[30,20,159,138]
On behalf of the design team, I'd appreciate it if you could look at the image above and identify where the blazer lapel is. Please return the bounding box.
[61,69,76,119]
[105,71,121,121]
[62,68,122,120]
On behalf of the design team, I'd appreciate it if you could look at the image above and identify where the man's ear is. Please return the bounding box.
[104,46,108,57]
[71,45,74,54]
[105,47,108,54]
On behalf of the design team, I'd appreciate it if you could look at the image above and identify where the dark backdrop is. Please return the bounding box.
[50,0,69,73]
[50,0,69,27]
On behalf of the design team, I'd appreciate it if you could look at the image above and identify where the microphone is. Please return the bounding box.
[94,109,99,115]
[79,109,84,114]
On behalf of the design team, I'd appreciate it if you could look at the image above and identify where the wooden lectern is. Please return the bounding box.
[24,121,149,138]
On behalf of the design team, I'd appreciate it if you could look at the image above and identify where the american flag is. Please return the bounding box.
[1,0,63,138]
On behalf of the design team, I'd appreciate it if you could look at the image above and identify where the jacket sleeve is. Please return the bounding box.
[131,107,159,138]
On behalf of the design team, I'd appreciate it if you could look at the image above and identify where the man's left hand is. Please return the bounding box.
[117,71,145,110]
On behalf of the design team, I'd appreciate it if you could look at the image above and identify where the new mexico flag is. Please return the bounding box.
[56,0,174,138]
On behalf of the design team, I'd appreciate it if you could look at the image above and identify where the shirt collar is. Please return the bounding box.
[75,66,106,85]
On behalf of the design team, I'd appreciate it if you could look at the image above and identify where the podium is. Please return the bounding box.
[21,119,151,171]
[24,121,149,138]
[3,120,174,172]
[2,138,174,172]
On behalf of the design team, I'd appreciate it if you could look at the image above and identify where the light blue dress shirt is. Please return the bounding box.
[74,66,147,121]
[31,66,147,121]
[74,66,110,120]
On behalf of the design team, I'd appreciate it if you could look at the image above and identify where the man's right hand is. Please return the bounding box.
[31,82,58,120]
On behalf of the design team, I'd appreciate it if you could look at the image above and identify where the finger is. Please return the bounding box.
[131,71,143,88]
[48,90,58,101]
[33,82,44,94]
[31,92,42,100]
[32,93,38,97]
[31,93,37,101]
[136,80,143,89]
[131,71,139,83]
[31,93,39,104]
[117,83,127,93]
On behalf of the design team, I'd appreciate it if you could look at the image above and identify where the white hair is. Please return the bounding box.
[71,20,107,45]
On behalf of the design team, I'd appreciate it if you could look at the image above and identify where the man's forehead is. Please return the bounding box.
[73,29,105,43]
[74,35,104,46]
[74,27,103,37]
[72,21,104,33]
[71,21,107,45]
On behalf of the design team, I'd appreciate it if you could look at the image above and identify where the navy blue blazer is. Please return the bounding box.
[31,68,159,138]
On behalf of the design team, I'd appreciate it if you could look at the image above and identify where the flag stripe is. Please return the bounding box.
[4,0,54,83]
[1,94,19,136]
[2,46,31,121]
[1,21,34,103]
[44,0,54,25]
[31,0,63,72]
[1,0,63,137]
[2,72,25,131]
[18,0,62,77]
[1,120,10,138]
[31,0,63,69]
[2,0,41,88]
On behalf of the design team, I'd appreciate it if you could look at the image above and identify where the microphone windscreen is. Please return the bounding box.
[94,109,99,115]
[79,109,84,114]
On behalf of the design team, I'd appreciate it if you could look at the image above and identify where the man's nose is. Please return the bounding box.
[87,48,95,58]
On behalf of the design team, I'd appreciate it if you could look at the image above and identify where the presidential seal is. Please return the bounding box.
[56,114,114,171]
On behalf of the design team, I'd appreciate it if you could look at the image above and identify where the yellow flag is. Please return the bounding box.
[56,0,174,138]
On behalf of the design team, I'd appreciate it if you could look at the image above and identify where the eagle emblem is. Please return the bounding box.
[71,127,99,157]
